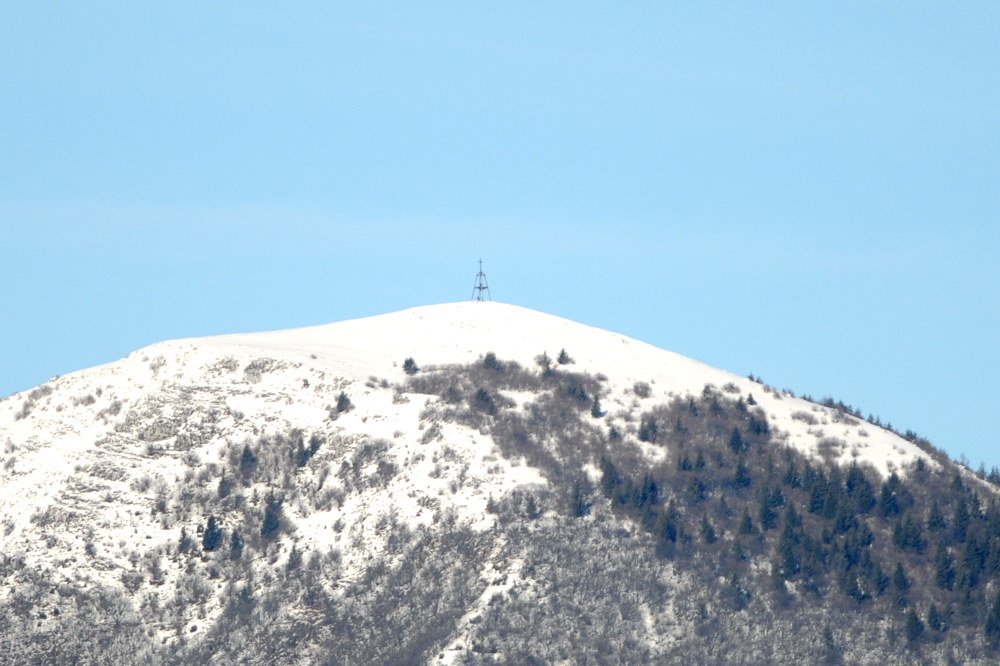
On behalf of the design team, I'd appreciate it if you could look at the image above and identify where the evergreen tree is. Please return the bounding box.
[840,569,865,605]
[218,473,234,499]
[286,544,303,572]
[239,444,258,479]
[483,352,503,372]
[870,560,890,598]
[845,462,876,514]
[570,478,592,517]
[958,533,986,590]
[732,459,752,489]
[927,603,946,633]
[590,395,603,418]
[986,592,1000,649]
[926,500,947,533]
[758,486,783,531]
[599,457,622,500]
[701,515,717,545]
[905,608,925,643]
[202,515,223,552]
[822,625,841,664]
[230,531,244,560]
[808,470,831,516]
[987,538,1000,578]
[777,518,801,578]
[659,503,681,554]
[472,388,497,415]
[636,474,661,508]
[694,450,706,470]
[687,476,707,504]
[879,480,901,518]
[261,493,283,540]
[728,427,746,454]
[739,510,755,535]
[747,413,769,437]
[178,526,193,554]
[638,416,659,443]
[893,514,926,553]
[833,503,858,535]
[782,461,802,488]
[952,496,971,544]
[535,352,553,376]
[891,562,911,608]
[402,357,419,375]
[934,542,956,591]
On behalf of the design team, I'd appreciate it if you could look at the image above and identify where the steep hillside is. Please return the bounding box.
[1,302,996,663]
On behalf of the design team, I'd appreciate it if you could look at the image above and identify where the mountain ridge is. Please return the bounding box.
[2,301,991,664]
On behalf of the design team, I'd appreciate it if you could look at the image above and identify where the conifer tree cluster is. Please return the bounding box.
[408,354,1000,654]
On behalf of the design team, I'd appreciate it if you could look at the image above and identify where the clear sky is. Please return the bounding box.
[2,3,998,468]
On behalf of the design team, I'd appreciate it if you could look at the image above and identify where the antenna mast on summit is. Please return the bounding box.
[471,259,492,301]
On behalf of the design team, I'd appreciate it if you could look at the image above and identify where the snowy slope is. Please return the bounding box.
[0,301,941,661]
[0,301,929,542]
[203,300,933,478]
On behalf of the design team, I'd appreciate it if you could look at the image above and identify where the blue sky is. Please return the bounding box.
[3,3,998,467]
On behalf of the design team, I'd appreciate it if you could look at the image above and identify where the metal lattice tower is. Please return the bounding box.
[471,259,492,301]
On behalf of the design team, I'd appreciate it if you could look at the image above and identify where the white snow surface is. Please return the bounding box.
[0,301,936,647]
[1,300,932,531]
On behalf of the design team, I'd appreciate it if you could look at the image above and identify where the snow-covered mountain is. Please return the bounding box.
[1,302,995,663]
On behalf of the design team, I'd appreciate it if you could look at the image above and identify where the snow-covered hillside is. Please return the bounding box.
[0,302,968,664]
[0,301,927,528]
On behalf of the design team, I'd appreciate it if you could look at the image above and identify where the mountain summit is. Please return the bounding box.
[1,303,997,663]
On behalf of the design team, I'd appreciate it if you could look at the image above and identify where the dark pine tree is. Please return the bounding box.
[239,444,258,479]
[638,416,659,443]
[986,592,1000,649]
[927,603,946,633]
[202,515,223,552]
[590,395,603,418]
[732,459,752,489]
[230,531,244,560]
[926,500,947,533]
[599,457,622,501]
[728,427,746,454]
[483,352,503,372]
[891,562,911,609]
[952,496,971,544]
[845,462,876,514]
[701,515,718,545]
[905,608,925,644]
[472,388,497,415]
[261,493,284,540]
[571,478,592,517]
[878,479,901,518]
[758,485,783,531]
[893,514,927,553]
[934,542,956,591]
[739,510,755,535]
[660,502,681,549]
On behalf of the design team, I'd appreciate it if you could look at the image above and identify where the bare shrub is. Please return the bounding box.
[817,437,845,463]
[243,358,277,384]
[791,411,819,426]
